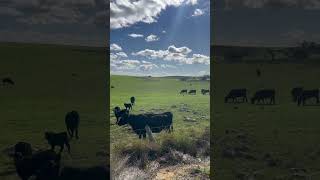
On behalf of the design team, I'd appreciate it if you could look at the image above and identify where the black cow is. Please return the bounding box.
[113,106,127,123]
[124,103,132,110]
[201,89,210,95]
[291,87,303,102]
[180,89,187,95]
[130,96,136,106]
[14,142,32,158]
[297,89,319,106]
[14,150,61,180]
[225,89,248,103]
[251,89,275,105]
[2,77,14,86]
[65,111,80,139]
[188,90,196,95]
[45,132,70,153]
[117,110,173,139]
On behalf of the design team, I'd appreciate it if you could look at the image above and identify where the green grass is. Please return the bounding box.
[110,75,210,169]
[213,63,320,179]
[0,42,107,179]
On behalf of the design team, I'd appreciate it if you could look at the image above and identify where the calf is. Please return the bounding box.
[180,89,187,95]
[113,107,127,123]
[117,110,173,139]
[2,77,14,86]
[225,89,248,103]
[251,89,275,105]
[130,96,136,106]
[45,132,70,153]
[201,89,210,95]
[291,87,303,102]
[65,110,80,139]
[188,90,196,95]
[297,89,319,106]
[124,103,132,110]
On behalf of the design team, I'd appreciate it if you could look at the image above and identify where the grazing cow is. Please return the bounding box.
[124,103,132,110]
[225,89,248,103]
[180,89,187,95]
[130,96,135,106]
[291,87,303,102]
[117,110,173,139]
[201,89,210,95]
[188,90,196,95]
[14,142,32,158]
[59,166,109,180]
[14,150,61,180]
[251,89,275,105]
[297,89,319,106]
[2,77,14,86]
[44,132,70,153]
[65,111,80,139]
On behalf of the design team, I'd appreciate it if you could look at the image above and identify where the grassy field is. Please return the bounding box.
[0,42,107,179]
[213,62,320,179]
[110,75,210,179]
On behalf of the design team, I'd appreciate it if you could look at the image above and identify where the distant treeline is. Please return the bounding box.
[212,41,320,63]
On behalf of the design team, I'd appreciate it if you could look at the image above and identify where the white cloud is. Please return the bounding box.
[132,45,210,65]
[162,30,166,34]
[160,64,177,68]
[192,8,204,16]
[128,33,144,38]
[110,0,198,29]
[110,43,122,51]
[145,34,160,42]
[139,63,159,71]
[116,51,128,58]
[111,59,141,70]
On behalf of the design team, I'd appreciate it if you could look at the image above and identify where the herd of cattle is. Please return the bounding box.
[113,96,173,139]
[179,88,210,95]
[7,111,106,180]
[224,88,320,106]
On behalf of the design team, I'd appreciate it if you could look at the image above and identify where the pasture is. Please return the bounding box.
[0,42,107,179]
[110,75,210,179]
[213,63,320,179]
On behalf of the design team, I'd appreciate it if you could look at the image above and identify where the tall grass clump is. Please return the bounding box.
[111,126,210,169]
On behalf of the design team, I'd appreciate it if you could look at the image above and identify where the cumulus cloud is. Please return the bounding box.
[145,34,160,42]
[128,33,144,38]
[192,8,204,16]
[116,51,128,58]
[0,0,105,25]
[132,45,210,65]
[110,0,198,29]
[223,0,320,9]
[162,30,166,34]
[110,43,122,51]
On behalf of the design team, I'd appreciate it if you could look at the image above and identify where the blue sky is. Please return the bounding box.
[110,0,210,76]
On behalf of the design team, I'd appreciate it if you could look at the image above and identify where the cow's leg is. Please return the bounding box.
[143,133,146,139]
[67,127,72,138]
[75,128,79,139]
[51,145,55,151]
[59,145,64,153]
[139,134,142,139]
[65,141,71,153]
[71,129,74,138]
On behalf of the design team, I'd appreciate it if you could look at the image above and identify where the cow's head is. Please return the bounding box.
[117,110,129,126]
